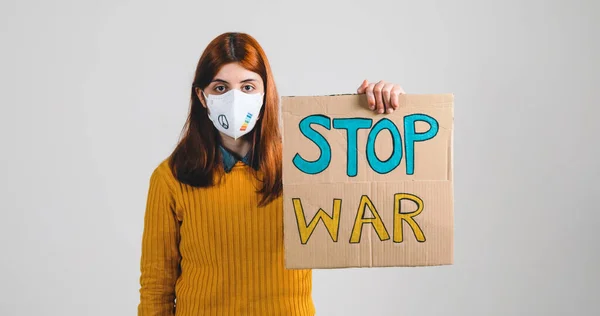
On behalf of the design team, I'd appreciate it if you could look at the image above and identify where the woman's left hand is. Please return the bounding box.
[357,79,405,114]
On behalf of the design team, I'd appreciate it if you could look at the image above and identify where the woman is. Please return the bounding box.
[137,32,405,316]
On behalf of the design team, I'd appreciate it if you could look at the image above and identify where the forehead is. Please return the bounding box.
[213,62,262,82]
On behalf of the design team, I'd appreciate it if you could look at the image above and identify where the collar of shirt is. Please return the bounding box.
[219,145,258,173]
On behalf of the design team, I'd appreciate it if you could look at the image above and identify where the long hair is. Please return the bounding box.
[169,32,282,206]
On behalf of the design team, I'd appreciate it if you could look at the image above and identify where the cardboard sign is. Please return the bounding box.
[281,93,454,269]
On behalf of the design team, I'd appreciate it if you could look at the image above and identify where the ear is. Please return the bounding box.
[195,87,207,108]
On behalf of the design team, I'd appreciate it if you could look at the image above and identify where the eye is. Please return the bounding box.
[214,85,226,93]
[242,84,254,92]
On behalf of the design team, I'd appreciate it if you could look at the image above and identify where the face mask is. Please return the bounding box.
[203,89,265,140]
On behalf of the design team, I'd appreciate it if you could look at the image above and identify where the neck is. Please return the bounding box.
[219,134,252,158]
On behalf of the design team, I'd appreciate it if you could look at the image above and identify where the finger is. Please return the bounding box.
[390,87,401,109]
[357,79,369,94]
[382,84,393,113]
[390,88,400,109]
[392,85,406,109]
[373,80,386,114]
[366,83,376,109]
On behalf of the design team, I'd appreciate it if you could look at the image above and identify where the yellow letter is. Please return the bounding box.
[292,198,341,244]
[350,195,390,243]
[393,193,426,242]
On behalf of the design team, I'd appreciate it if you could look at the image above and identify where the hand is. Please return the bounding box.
[357,79,405,114]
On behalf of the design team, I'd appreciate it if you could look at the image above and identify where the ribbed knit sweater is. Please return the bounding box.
[137,158,315,316]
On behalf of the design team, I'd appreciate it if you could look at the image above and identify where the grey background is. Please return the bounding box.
[1,0,598,315]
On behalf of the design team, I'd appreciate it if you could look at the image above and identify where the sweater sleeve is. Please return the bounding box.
[138,168,181,316]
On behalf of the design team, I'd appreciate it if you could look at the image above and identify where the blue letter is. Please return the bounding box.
[366,118,403,174]
[292,114,332,174]
[332,118,372,177]
[404,114,439,175]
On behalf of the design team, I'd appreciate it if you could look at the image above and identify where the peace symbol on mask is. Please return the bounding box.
[217,114,229,129]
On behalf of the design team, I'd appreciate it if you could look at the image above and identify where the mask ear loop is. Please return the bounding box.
[201,91,212,116]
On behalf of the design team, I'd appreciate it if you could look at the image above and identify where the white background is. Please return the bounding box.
[1,0,599,315]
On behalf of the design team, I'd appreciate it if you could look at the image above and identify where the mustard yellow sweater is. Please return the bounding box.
[138,159,315,316]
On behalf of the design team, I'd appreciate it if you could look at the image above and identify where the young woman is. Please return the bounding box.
[137,32,405,316]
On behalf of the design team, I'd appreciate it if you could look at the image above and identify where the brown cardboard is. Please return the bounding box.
[281,93,454,269]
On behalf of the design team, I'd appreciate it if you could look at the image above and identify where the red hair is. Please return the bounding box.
[169,32,282,206]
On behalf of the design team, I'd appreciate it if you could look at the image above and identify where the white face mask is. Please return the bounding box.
[203,89,265,140]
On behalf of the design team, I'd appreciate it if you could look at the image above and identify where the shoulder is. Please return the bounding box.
[149,157,179,192]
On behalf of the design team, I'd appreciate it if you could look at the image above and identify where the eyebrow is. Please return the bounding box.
[211,78,258,84]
